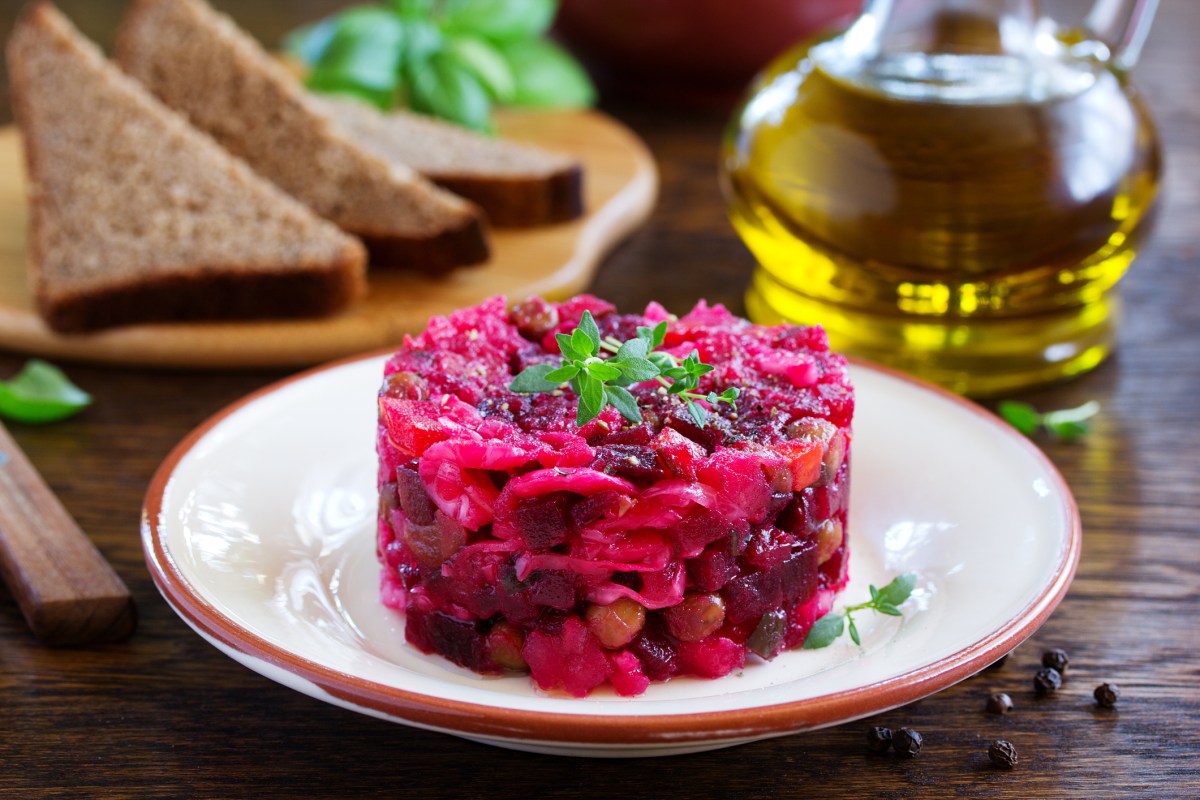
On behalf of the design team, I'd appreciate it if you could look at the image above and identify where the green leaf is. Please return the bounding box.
[802,612,845,649]
[606,386,642,423]
[576,374,605,425]
[390,0,434,18]
[876,572,917,607]
[498,39,596,108]
[0,360,91,424]
[408,51,493,130]
[876,602,903,617]
[556,333,584,362]
[508,363,561,393]
[848,615,861,646]
[586,361,622,382]
[544,364,579,383]
[570,327,596,359]
[443,34,515,103]
[282,16,339,66]
[721,387,740,402]
[1043,400,1100,442]
[997,400,1041,437]
[616,357,659,383]
[303,7,407,107]
[686,400,708,427]
[615,337,649,362]
[577,311,601,352]
[869,584,880,603]
[440,0,556,42]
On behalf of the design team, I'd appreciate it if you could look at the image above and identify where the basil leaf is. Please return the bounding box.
[0,360,91,424]
[508,363,560,393]
[498,39,596,108]
[440,0,556,42]
[282,16,339,66]
[304,7,406,108]
[408,51,493,131]
[606,386,642,424]
[390,0,434,18]
[876,572,917,607]
[443,34,515,103]
[803,612,845,649]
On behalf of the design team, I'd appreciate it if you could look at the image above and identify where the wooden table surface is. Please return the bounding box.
[1,1,1198,797]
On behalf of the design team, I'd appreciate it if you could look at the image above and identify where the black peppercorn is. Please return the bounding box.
[893,727,923,758]
[1094,682,1121,708]
[1042,648,1070,673]
[865,726,893,753]
[986,692,1014,714]
[1033,667,1062,695]
[988,739,1019,769]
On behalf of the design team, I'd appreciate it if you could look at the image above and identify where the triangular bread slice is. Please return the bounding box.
[6,2,367,334]
[317,96,584,228]
[117,0,490,273]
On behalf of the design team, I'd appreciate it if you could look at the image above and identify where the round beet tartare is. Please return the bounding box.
[376,296,852,696]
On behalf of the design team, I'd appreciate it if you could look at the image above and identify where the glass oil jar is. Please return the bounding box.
[721,0,1162,395]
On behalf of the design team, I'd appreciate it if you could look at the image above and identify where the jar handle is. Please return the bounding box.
[1084,0,1160,71]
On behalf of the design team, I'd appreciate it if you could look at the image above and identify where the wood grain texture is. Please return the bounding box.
[0,0,1197,797]
[0,420,134,643]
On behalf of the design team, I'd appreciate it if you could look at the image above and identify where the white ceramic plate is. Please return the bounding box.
[142,355,1080,758]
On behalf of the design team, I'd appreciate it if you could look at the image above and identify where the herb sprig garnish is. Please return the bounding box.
[997,400,1099,442]
[509,311,739,427]
[803,573,917,649]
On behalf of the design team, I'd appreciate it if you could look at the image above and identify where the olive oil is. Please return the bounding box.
[722,32,1161,395]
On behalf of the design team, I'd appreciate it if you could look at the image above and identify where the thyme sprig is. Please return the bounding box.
[508,311,739,427]
[803,573,917,649]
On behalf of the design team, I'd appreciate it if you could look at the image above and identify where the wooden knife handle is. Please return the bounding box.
[0,421,136,644]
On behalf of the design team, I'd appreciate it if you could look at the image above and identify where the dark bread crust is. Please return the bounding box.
[39,261,364,333]
[431,164,584,228]
[360,212,490,273]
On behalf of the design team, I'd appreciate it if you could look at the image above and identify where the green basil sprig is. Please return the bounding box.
[0,360,91,424]
[284,0,595,130]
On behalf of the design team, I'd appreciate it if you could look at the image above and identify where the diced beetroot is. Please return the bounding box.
[687,538,739,592]
[405,606,492,673]
[676,637,745,679]
[593,444,666,481]
[654,427,707,480]
[608,650,651,696]
[523,617,611,697]
[395,465,436,525]
[377,296,852,697]
[627,632,678,682]
[513,493,572,551]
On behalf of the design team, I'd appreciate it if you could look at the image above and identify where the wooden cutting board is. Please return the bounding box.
[0,109,657,369]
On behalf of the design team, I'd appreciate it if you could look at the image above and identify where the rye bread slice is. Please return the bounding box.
[318,96,584,227]
[6,2,368,334]
[116,0,489,272]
